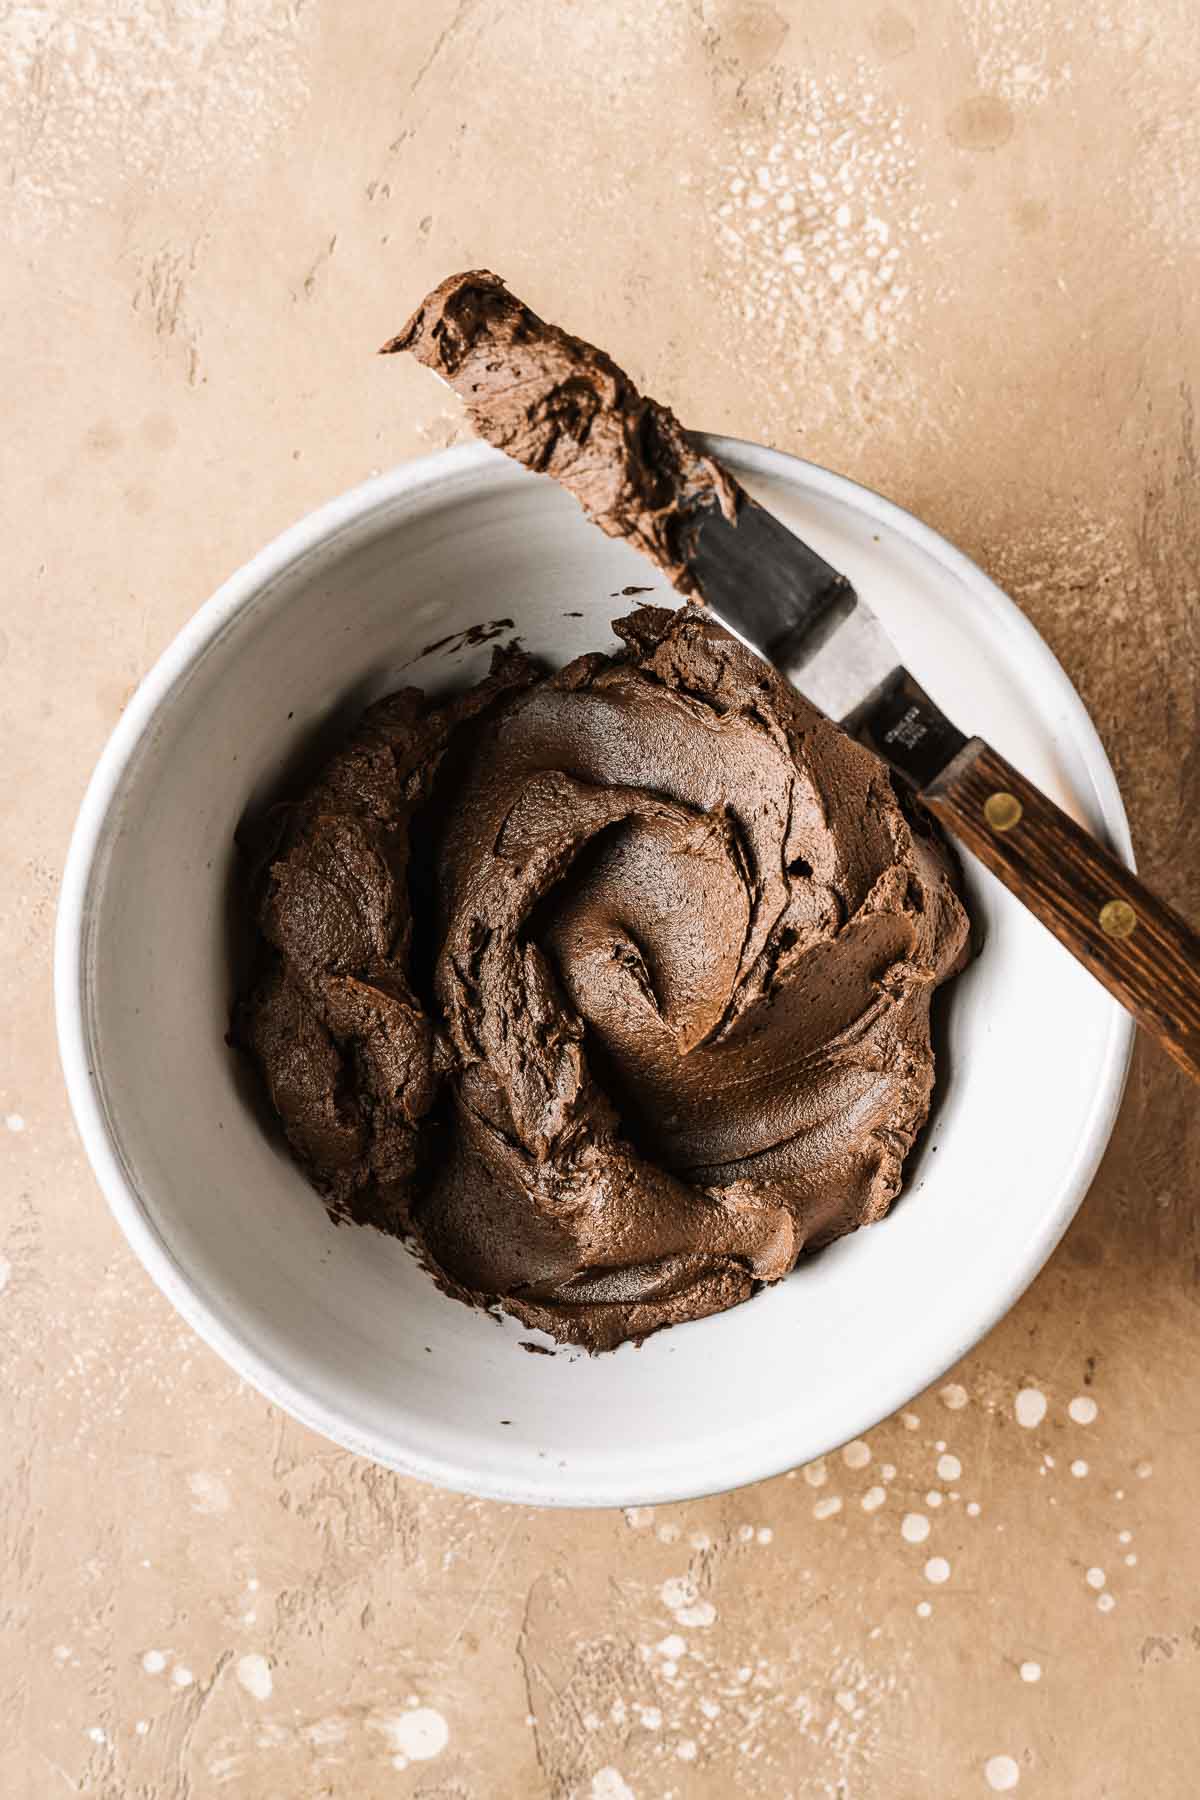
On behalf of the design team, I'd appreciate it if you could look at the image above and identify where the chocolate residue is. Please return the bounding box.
[411,618,516,665]
[234,606,969,1352]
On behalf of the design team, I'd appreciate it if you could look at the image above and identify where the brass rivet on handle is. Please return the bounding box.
[1099,899,1137,939]
[984,791,1023,832]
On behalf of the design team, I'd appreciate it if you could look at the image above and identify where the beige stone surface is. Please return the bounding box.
[2,2,1199,1795]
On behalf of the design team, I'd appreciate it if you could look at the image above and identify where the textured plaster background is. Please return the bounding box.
[2,2,1198,1794]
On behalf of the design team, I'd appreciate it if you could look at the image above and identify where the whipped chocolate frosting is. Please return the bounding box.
[237,606,969,1351]
[382,269,742,596]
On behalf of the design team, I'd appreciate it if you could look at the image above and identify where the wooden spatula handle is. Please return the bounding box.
[922,739,1200,1082]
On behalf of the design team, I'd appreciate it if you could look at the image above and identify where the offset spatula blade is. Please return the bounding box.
[689,492,968,790]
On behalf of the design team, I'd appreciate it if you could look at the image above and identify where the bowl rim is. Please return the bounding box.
[54,436,1135,1505]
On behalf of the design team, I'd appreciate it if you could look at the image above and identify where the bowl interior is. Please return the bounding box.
[64,442,1132,1505]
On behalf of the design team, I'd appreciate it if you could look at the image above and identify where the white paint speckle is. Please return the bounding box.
[985,1753,1020,1790]
[937,1453,962,1482]
[53,1646,71,1664]
[1097,1593,1116,1613]
[967,1501,982,1517]
[1086,1567,1106,1590]
[370,1706,448,1762]
[637,1705,662,1730]
[135,1720,149,1736]
[689,1531,712,1551]
[171,1665,194,1688]
[5,1113,25,1133]
[699,1699,721,1720]
[813,1495,842,1520]
[881,1463,896,1481]
[187,1471,231,1515]
[861,1485,887,1512]
[924,1556,951,1584]
[1068,1395,1098,1425]
[657,1523,681,1545]
[803,1458,828,1487]
[0,1257,10,1295]
[902,1412,920,1430]
[842,1439,871,1469]
[1118,1530,1133,1544]
[737,1524,755,1543]
[624,1506,654,1529]
[834,1689,857,1712]
[1019,1661,1041,1683]
[940,1383,969,1410]
[676,1601,717,1629]
[916,1600,932,1618]
[657,1634,687,1659]
[142,1650,167,1675]
[1015,1388,1046,1428]
[236,1654,273,1701]
[1125,1553,1138,1567]
[756,1527,773,1545]
[1070,1460,1089,1478]
[901,1512,930,1544]
[926,1491,944,1508]
[1136,1461,1153,1479]
[86,1726,107,1745]
[675,1738,698,1762]
[592,1772,635,1800]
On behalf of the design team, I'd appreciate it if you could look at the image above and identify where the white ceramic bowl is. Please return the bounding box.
[56,438,1133,1507]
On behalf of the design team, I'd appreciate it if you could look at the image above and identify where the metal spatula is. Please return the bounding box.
[682,479,1200,1083]
[387,271,1200,1083]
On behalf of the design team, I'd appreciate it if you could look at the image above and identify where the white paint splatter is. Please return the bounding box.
[924,1557,951,1584]
[187,1471,232,1515]
[1136,1461,1153,1479]
[1118,1530,1132,1545]
[675,1738,698,1762]
[656,1634,687,1659]
[1097,1593,1116,1613]
[369,1707,448,1763]
[636,1705,662,1730]
[940,1383,969,1410]
[236,1654,273,1701]
[985,1753,1020,1791]
[1068,1395,1098,1425]
[937,1453,962,1482]
[172,1666,194,1688]
[967,1502,982,1517]
[592,1772,635,1800]
[842,1439,871,1469]
[142,1650,167,1674]
[4,1113,25,1133]
[901,1512,930,1544]
[803,1458,828,1487]
[756,1527,773,1545]
[813,1495,842,1520]
[676,1601,717,1629]
[1015,1388,1046,1428]
[86,1726,107,1745]
[916,1600,932,1618]
[1085,1567,1106,1590]
[881,1463,896,1481]
[689,1531,711,1551]
[1019,1662,1041,1683]
[861,1486,887,1512]
[737,1524,755,1543]
[624,1506,654,1529]
[902,1412,920,1430]
[53,1646,71,1664]
[1070,1460,1089,1479]
[135,1720,149,1736]
[1125,1553,1138,1567]
[657,1523,681,1544]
